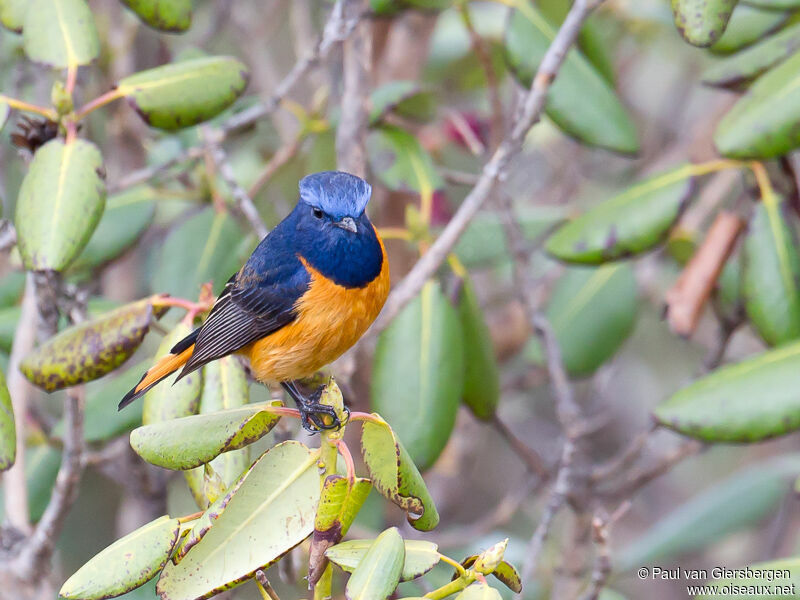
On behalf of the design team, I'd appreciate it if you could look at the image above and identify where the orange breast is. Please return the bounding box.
[244,238,390,383]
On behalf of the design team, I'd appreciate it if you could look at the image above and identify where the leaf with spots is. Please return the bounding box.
[309,476,372,584]
[545,165,695,265]
[743,193,800,346]
[454,555,522,593]
[670,0,738,47]
[326,538,439,581]
[156,441,321,600]
[15,138,106,271]
[132,400,283,470]
[117,56,250,131]
[120,0,191,32]
[23,0,99,67]
[20,296,168,392]
[366,125,444,195]
[345,528,405,600]
[59,515,181,600]
[715,50,800,159]
[654,342,800,442]
[0,370,14,472]
[371,280,463,470]
[359,414,440,531]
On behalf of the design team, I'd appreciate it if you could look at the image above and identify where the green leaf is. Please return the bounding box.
[546,165,694,264]
[117,57,250,131]
[327,538,439,582]
[23,0,99,67]
[20,297,167,392]
[309,476,373,583]
[152,207,253,298]
[345,528,405,600]
[458,276,499,420]
[120,0,191,32]
[142,322,202,425]
[0,101,9,134]
[743,193,800,346]
[366,125,444,194]
[694,557,800,599]
[455,555,523,593]
[618,456,800,570]
[132,401,283,470]
[711,4,787,54]
[60,515,181,600]
[655,342,800,441]
[456,583,503,600]
[744,0,800,6]
[360,415,440,531]
[371,280,463,470]
[185,356,251,507]
[702,22,800,88]
[15,139,106,271]
[504,1,638,154]
[0,271,24,308]
[368,81,435,125]
[715,50,800,159]
[70,186,156,273]
[0,370,14,472]
[528,264,637,376]
[670,0,738,47]
[23,445,60,521]
[157,441,320,600]
[0,0,26,32]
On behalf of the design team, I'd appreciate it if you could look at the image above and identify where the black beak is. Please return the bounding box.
[336,217,357,233]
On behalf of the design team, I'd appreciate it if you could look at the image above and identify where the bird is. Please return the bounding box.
[120,171,390,431]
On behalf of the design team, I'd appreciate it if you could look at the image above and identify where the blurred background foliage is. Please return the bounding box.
[5,0,800,598]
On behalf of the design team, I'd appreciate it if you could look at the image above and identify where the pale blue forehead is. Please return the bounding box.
[299,171,372,219]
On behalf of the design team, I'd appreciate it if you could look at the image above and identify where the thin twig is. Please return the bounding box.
[577,503,630,600]
[370,0,606,335]
[607,440,704,500]
[255,570,281,600]
[248,134,305,198]
[491,413,550,478]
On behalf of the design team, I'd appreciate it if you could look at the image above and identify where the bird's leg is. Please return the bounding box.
[281,380,341,432]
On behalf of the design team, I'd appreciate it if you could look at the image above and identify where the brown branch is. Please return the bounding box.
[248,134,305,198]
[32,270,60,342]
[371,0,606,335]
[491,414,550,478]
[665,211,745,337]
[577,503,629,600]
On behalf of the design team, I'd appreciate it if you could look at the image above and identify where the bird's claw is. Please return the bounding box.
[297,386,348,433]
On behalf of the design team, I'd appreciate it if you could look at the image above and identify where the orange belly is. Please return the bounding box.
[243,254,390,383]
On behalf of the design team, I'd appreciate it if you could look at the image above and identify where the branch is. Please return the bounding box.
[371,0,606,335]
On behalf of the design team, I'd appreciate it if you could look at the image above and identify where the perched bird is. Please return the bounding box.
[120,171,390,430]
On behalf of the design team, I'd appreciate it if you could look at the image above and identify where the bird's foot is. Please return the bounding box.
[294,385,348,433]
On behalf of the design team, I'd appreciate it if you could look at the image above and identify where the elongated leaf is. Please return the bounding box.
[60,515,180,600]
[360,415,439,531]
[546,165,694,264]
[745,0,800,6]
[695,557,800,599]
[185,356,251,507]
[157,441,320,600]
[0,0,26,32]
[368,81,435,125]
[118,57,249,131]
[711,5,787,54]
[345,528,405,600]
[133,401,282,469]
[15,139,106,271]
[457,584,503,600]
[0,370,14,472]
[743,193,800,345]
[702,22,800,88]
[456,554,522,593]
[71,186,156,272]
[327,539,439,582]
[671,0,738,47]
[458,277,499,420]
[23,0,99,67]
[619,456,800,570]
[715,51,800,158]
[20,297,167,391]
[142,322,202,425]
[504,1,638,154]
[655,342,800,441]
[527,264,637,376]
[366,125,444,195]
[371,280,463,470]
[152,207,253,298]
[120,0,191,32]
[309,476,373,583]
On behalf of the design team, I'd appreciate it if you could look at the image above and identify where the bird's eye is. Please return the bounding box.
[313,208,324,219]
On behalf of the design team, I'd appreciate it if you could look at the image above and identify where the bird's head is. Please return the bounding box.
[297,170,372,235]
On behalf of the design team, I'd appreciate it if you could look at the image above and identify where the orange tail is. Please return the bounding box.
[118,344,194,410]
